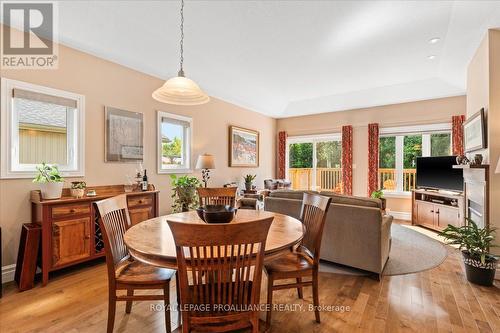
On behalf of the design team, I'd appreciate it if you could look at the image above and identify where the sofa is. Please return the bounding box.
[264,190,393,277]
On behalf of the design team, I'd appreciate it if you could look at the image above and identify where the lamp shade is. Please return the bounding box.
[152,76,210,106]
[196,154,215,169]
[496,157,500,174]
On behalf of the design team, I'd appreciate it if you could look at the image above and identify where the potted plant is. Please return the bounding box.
[70,181,86,198]
[371,189,386,211]
[170,175,201,212]
[439,220,498,286]
[33,163,65,199]
[243,174,257,191]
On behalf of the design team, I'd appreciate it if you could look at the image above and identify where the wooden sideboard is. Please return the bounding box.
[411,189,465,231]
[30,184,159,286]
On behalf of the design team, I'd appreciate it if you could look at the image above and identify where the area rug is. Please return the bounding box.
[319,224,448,276]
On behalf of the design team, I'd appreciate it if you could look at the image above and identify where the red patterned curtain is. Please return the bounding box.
[367,123,379,197]
[342,125,353,195]
[277,131,287,179]
[452,115,466,155]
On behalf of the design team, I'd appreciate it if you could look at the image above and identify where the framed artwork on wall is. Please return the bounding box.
[229,126,259,167]
[463,108,486,153]
[105,106,144,162]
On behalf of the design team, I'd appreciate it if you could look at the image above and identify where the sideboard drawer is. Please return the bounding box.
[128,195,153,208]
[51,203,91,219]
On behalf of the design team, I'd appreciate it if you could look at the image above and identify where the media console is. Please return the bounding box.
[411,188,465,231]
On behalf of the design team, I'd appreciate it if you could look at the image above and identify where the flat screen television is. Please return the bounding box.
[416,156,463,192]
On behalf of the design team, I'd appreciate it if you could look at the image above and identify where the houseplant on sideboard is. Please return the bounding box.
[70,181,86,198]
[170,175,201,212]
[243,174,257,191]
[439,220,498,286]
[33,163,65,200]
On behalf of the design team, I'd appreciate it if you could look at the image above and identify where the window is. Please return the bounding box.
[286,134,342,192]
[157,111,192,173]
[379,123,452,193]
[1,78,85,178]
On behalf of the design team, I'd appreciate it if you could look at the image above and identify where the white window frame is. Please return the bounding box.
[157,111,193,174]
[286,133,341,191]
[1,78,85,179]
[380,123,452,196]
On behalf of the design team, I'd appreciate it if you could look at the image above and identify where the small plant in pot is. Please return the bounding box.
[371,189,386,211]
[70,181,86,198]
[170,175,201,212]
[33,163,65,200]
[243,174,256,191]
[439,219,498,286]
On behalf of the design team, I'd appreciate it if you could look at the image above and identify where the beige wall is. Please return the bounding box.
[0,42,276,267]
[277,96,466,213]
[467,29,500,256]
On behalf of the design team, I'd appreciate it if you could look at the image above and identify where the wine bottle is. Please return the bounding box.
[142,169,148,191]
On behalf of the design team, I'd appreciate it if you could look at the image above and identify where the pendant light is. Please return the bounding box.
[152,0,209,105]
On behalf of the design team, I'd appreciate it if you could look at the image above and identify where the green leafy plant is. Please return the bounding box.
[439,219,498,264]
[371,189,384,199]
[33,163,64,183]
[71,181,86,189]
[170,175,201,212]
[244,174,257,184]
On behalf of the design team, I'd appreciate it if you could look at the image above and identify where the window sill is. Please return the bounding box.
[158,169,193,175]
[382,191,412,199]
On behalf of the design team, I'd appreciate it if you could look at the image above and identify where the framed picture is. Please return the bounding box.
[464,108,486,153]
[105,106,144,162]
[229,126,259,167]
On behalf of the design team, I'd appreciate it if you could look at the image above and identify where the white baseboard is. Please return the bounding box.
[388,211,411,221]
[2,264,16,284]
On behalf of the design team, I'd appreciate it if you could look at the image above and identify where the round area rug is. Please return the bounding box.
[319,224,448,276]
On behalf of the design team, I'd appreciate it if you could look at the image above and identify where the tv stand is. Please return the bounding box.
[411,189,465,231]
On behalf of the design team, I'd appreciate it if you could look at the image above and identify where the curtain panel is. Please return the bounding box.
[452,115,466,156]
[367,123,379,197]
[277,131,287,179]
[342,125,353,195]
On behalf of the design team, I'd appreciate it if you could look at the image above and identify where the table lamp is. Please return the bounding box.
[196,154,215,187]
[496,157,500,174]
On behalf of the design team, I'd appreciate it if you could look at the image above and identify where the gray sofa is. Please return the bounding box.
[264,190,393,276]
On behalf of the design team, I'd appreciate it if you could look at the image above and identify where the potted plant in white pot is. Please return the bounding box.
[439,219,498,286]
[33,163,65,200]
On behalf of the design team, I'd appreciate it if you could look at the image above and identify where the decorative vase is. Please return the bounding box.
[70,188,85,198]
[245,182,252,191]
[473,154,483,165]
[456,155,469,165]
[39,182,64,200]
[462,251,497,286]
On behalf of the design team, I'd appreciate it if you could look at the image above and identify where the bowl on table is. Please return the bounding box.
[196,205,237,223]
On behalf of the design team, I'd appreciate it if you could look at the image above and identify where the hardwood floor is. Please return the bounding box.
[1,228,499,332]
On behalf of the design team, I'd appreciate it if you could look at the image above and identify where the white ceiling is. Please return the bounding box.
[9,1,500,118]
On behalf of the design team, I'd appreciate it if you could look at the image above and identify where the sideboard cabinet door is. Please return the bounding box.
[52,217,91,267]
[128,206,154,226]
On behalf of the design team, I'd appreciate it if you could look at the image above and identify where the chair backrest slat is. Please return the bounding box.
[299,193,332,263]
[96,195,131,270]
[197,187,237,207]
[168,218,273,316]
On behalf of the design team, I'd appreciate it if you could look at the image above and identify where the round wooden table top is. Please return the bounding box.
[124,210,304,269]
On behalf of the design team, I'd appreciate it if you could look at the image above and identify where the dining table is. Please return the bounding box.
[124,209,305,269]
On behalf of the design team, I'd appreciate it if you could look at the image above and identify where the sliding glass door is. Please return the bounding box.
[287,135,342,192]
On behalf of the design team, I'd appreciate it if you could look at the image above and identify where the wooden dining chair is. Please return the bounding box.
[96,194,176,333]
[264,192,332,325]
[197,187,238,207]
[168,217,274,333]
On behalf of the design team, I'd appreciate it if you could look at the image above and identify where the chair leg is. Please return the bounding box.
[312,270,320,323]
[125,289,133,314]
[176,273,181,324]
[181,311,190,333]
[296,277,303,299]
[251,313,260,333]
[107,291,117,333]
[266,275,274,327]
[164,283,172,333]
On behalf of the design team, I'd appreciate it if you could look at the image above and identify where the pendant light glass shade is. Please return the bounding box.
[152,75,210,105]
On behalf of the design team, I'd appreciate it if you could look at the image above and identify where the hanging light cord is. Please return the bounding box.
[178,0,185,77]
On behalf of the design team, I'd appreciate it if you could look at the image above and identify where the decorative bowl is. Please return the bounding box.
[196,205,237,224]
